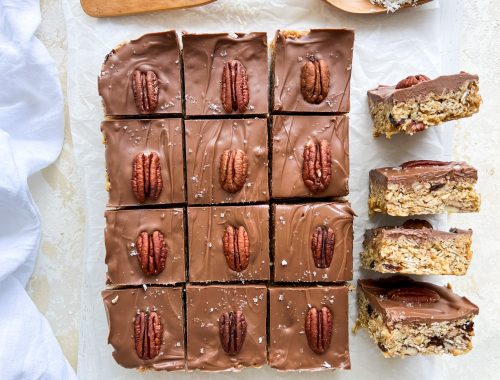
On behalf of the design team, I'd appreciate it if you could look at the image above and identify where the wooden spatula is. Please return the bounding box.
[324,0,432,14]
[81,0,216,17]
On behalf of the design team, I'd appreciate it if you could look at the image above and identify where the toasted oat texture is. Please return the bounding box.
[369,80,481,138]
[361,227,473,275]
[355,290,476,358]
[368,179,480,216]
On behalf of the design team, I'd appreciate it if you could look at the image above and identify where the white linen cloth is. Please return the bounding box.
[0,1,77,379]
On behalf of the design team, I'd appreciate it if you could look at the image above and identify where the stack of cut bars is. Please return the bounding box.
[356,72,482,358]
[98,29,355,372]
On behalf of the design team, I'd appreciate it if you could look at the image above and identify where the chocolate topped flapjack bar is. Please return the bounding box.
[368,160,480,216]
[272,29,354,114]
[98,31,182,117]
[102,287,185,370]
[368,72,481,137]
[356,276,479,358]
[182,32,269,117]
[361,219,473,275]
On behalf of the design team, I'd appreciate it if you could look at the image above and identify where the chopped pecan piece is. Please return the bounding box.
[402,219,433,230]
[221,60,249,113]
[388,287,441,303]
[305,306,333,354]
[131,152,163,203]
[134,310,163,360]
[300,57,330,104]
[311,226,335,268]
[302,139,332,193]
[218,310,247,355]
[395,74,430,89]
[131,69,159,114]
[219,149,248,193]
[222,225,250,272]
[136,230,168,275]
[400,160,451,170]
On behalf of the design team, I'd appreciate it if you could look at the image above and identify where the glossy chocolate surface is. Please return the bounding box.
[369,160,478,188]
[188,205,270,282]
[273,203,354,282]
[102,119,185,207]
[272,29,354,113]
[182,32,269,116]
[268,286,350,371]
[102,287,185,370]
[272,115,349,199]
[367,72,479,104]
[98,31,182,116]
[358,277,479,324]
[185,118,269,204]
[105,209,186,286]
[186,285,267,371]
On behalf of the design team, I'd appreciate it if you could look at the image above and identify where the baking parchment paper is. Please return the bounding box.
[63,0,486,378]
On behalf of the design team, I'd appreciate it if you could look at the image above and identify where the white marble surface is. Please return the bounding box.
[29,0,500,374]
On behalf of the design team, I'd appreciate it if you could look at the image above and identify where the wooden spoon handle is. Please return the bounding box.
[81,0,216,18]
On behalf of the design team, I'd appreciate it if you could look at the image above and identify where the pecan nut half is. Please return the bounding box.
[221,60,249,113]
[223,225,250,272]
[388,287,441,303]
[131,69,159,114]
[134,310,163,360]
[300,57,330,104]
[136,230,168,275]
[219,149,248,193]
[131,152,163,203]
[402,219,433,230]
[218,310,247,355]
[305,306,333,354]
[311,226,335,268]
[395,74,430,89]
[302,140,332,193]
[400,160,451,170]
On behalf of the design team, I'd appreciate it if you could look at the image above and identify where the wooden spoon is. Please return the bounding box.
[324,0,432,14]
[81,0,216,18]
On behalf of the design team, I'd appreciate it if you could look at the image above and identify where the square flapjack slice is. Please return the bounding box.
[368,72,481,138]
[268,286,350,371]
[98,31,182,117]
[102,286,185,370]
[361,219,473,275]
[105,208,186,286]
[356,277,479,358]
[272,115,349,199]
[272,29,354,114]
[368,160,480,216]
[186,285,267,371]
[102,119,185,207]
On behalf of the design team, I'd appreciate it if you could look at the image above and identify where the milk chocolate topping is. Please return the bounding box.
[273,202,354,282]
[186,285,267,371]
[364,224,472,243]
[269,286,350,371]
[358,277,479,325]
[185,118,269,204]
[367,72,479,104]
[182,32,269,116]
[188,205,270,282]
[272,115,349,199]
[102,287,185,370]
[369,160,478,188]
[98,31,182,116]
[105,209,185,286]
[102,119,185,207]
[272,29,354,113]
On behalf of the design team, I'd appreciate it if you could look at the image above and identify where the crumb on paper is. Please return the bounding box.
[369,0,419,12]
